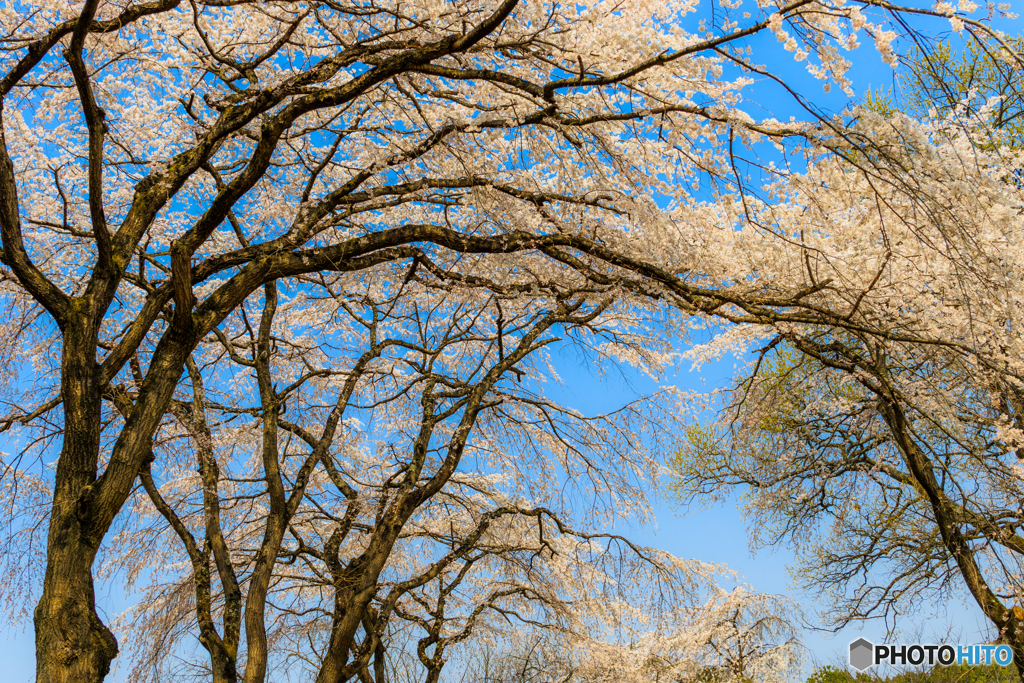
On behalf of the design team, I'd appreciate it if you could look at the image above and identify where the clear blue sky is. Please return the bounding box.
[539,341,996,675]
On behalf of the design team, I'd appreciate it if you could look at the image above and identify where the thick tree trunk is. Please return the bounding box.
[34,534,118,683]
[34,317,117,683]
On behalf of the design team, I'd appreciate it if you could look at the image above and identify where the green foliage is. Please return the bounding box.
[806,665,857,683]
[863,87,898,120]
[904,39,1023,133]
[805,663,1018,683]
[864,36,1024,148]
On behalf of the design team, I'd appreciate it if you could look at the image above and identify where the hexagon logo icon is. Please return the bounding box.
[849,638,874,671]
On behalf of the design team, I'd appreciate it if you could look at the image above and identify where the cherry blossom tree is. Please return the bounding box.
[85,273,799,683]
[0,0,1017,681]
[455,588,799,683]
[669,32,1024,676]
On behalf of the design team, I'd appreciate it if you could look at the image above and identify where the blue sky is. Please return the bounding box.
[546,353,996,674]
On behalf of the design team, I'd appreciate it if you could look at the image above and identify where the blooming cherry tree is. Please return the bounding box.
[0,0,1015,681]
